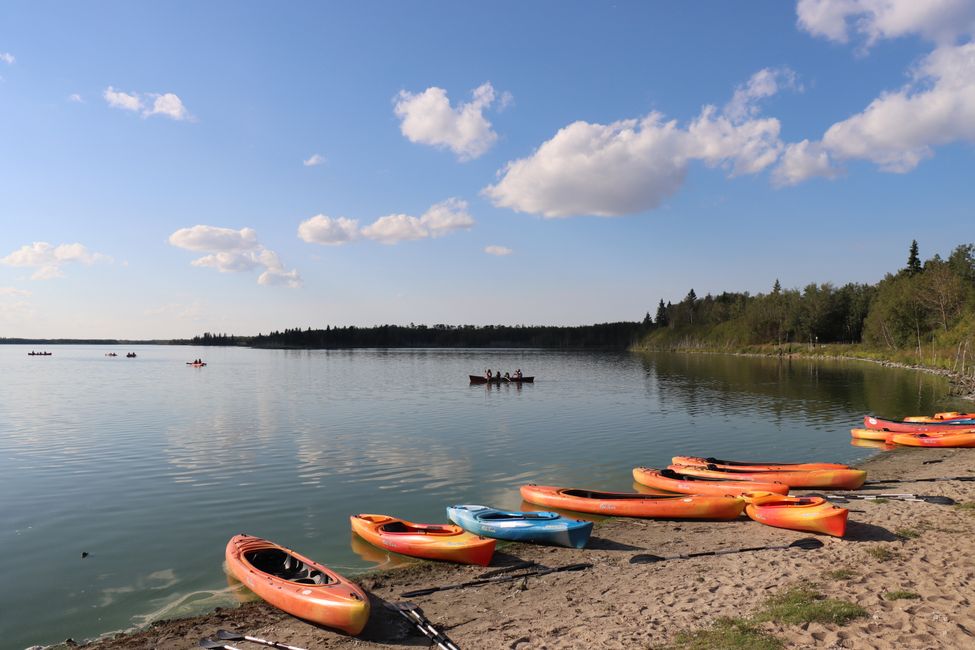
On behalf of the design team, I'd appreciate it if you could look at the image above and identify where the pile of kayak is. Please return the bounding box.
[852,412,975,448]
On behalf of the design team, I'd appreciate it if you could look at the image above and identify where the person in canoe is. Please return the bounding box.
[515,369,522,379]
[504,371,511,380]
[485,369,493,380]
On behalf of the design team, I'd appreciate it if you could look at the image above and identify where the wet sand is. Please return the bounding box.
[49,447,975,650]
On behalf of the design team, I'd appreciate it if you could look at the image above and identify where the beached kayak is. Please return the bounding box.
[669,464,867,490]
[446,504,593,548]
[519,485,745,519]
[863,415,975,433]
[225,534,369,634]
[850,428,895,441]
[742,492,848,537]
[350,514,495,566]
[890,432,975,448]
[850,438,896,451]
[903,411,975,422]
[672,456,850,472]
[632,467,789,496]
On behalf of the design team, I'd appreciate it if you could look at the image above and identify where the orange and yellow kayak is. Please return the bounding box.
[632,467,789,497]
[890,432,975,448]
[850,428,894,441]
[850,438,896,451]
[519,484,745,519]
[742,493,847,537]
[225,534,369,635]
[672,456,850,471]
[863,415,975,433]
[903,411,975,422]
[669,464,866,490]
[349,514,495,566]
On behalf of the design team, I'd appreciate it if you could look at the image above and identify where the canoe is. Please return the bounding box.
[863,415,975,433]
[742,493,848,537]
[349,514,495,566]
[519,484,745,519]
[469,375,534,384]
[890,432,975,448]
[225,534,369,634]
[186,362,207,367]
[632,467,789,496]
[668,464,867,490]
[447,504,593,548]
[903,411,975,422]
[672,456,850,472]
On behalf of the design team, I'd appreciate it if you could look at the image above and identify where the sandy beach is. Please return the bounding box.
[42,445,975,650]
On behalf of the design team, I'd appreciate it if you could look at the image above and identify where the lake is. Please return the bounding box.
[0,344,959,648]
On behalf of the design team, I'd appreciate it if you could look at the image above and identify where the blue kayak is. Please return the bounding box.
[446,504,593,549]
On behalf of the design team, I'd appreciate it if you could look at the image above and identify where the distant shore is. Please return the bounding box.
[43,443,975,650]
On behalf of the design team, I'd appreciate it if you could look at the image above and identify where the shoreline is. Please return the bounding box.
[46,446,975,650]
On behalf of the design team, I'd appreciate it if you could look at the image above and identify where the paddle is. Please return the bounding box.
[384,602,460,650]
[216,630,308,650]
[199,639,243,650]
[865,476,975,485]
[811,492,956,505]
[629,537,823,564]
[400,562,592,598]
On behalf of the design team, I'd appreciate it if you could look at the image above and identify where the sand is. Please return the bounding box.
[46,447,975,650]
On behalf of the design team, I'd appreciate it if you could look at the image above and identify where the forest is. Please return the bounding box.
[186,241,975,379]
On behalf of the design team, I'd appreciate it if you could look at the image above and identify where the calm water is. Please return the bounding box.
[0,345,960,648]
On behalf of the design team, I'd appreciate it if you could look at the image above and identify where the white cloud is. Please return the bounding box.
[303,153,326,167]
[360,214,429,244]
[104,86,143,112]
[68,93,84,103]
[361,198,475,244]
[0,287,31,297]
[168,225,301,288]
[484,245,513,256]
[297,215,360,245]
[797,0,975,47]
[773,139,840,185]
[394,82,506,160]
[776,41,975,183]
[103,86,191,121]
[0,52,14,65]
[417,198,475,237]
[725,67,801,123]
[1,242,111,280]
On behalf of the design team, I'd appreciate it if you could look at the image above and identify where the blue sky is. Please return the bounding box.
[2,1,975,338]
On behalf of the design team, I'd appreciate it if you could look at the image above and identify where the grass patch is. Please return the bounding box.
[866,546,900,561]
[955,502,975,512]
[884,590,921,601]
[755,585,867,626]
[826,568,857,580]
[894,528,922,540]
[668,617,783,650]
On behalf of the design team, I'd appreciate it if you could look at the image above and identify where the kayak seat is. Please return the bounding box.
[380,521,414,533]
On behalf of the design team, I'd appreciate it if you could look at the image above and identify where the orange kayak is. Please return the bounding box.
[742,492,848,537]
[890,432,975,448]
[519,484,744,519]
[672,456,849,471]
[632,467,789,497]
[851,438,896,451]
[668,464,866,490]
[349,514,495,566]
[903,411,975,422]
[225,534,369,635]
[863,415,975,433]
[850,428,895,441]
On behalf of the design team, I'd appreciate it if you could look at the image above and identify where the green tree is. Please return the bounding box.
[906,240,922,276]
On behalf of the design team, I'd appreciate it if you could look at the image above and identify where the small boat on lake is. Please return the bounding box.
[350,513,495,565]
[469,374,534,384]
[126,352,137,358]
[225,534,369,634]
[447,504,593,548]
[27,351,52,356]
[186,362,207,367]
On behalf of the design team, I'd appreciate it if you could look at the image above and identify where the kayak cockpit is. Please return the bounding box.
[244,548,333,585]
[477,511,558,521]
[561,489,683,500]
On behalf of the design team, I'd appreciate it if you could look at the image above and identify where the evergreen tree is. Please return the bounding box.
[655,299,669,327]
[906,240,922,276]
[773,279,781,294]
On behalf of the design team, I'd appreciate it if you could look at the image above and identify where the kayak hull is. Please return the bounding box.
[225,535,369,635]
[743,494,848,537]
[447,505,593,548]
[350,514,495,566]
[890,432,975,448]
[850,428,895,441]
[669,464,866,490]
[519,485,744,520]
[632,467,789,497]
[864,415,975,433]
[671,456,849,471]
[469,375,534,384]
